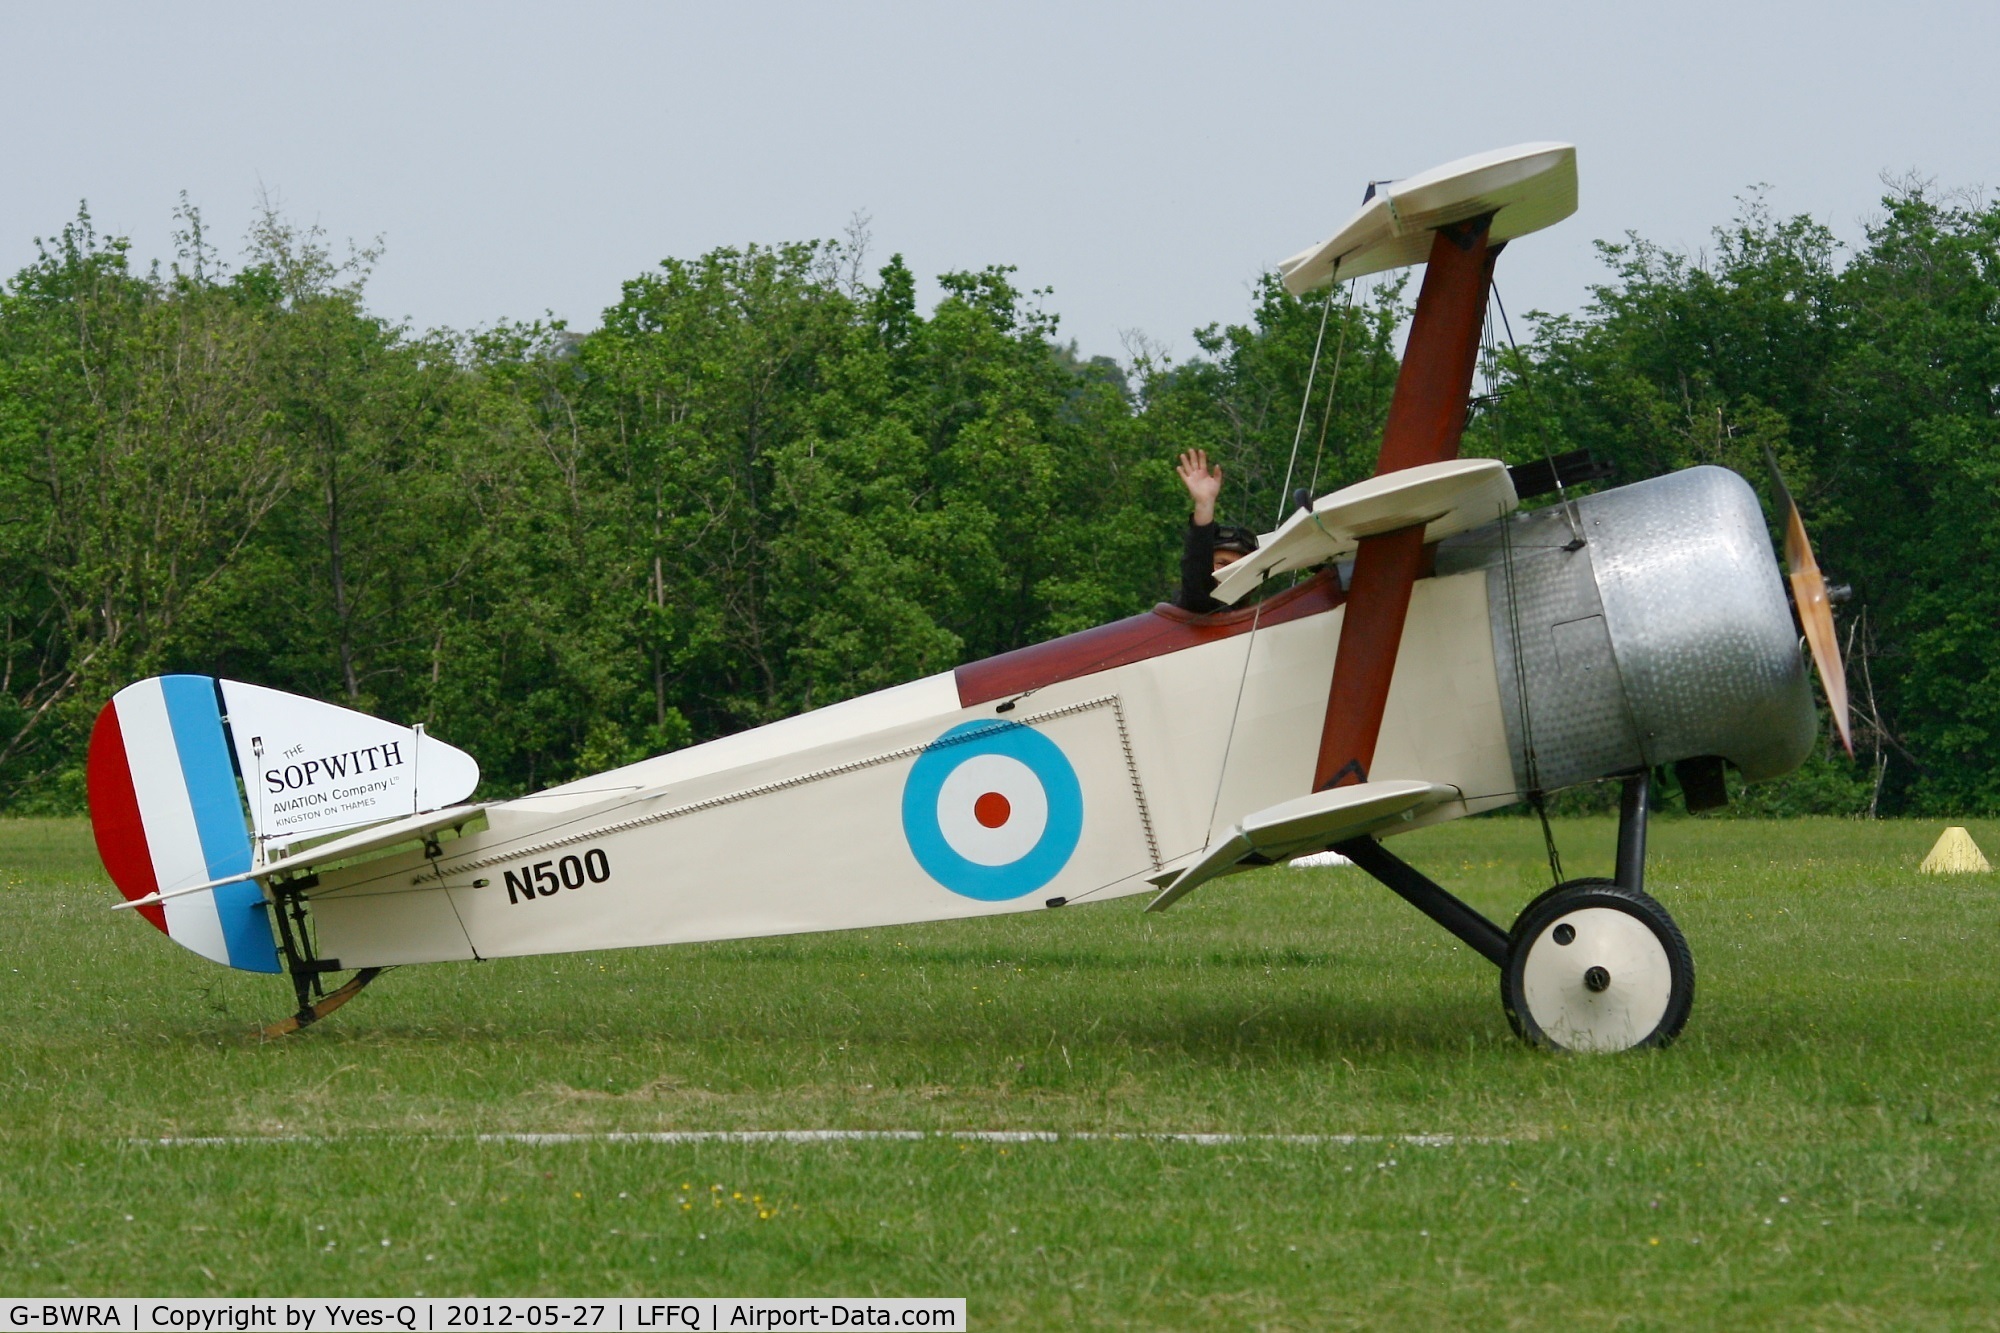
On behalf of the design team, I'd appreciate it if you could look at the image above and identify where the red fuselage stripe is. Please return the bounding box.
[955,570,1347,708]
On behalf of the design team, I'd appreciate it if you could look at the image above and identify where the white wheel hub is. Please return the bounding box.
[1519,906,1674,1052]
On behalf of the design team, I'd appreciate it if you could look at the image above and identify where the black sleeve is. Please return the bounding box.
[1176,520,1220,614]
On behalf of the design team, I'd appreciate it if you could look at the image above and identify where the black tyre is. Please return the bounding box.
[1501,878,1694,1052]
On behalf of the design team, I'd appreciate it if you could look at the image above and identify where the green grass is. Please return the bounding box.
[2,814,1996,1328]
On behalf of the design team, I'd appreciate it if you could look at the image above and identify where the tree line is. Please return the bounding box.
[2,182,1993,816]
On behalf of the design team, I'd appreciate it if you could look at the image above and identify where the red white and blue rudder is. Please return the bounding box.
[87,675,279,972]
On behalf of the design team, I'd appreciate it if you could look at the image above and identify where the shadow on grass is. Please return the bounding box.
[170,980,1513,1070]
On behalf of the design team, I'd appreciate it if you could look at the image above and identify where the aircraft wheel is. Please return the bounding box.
[1501,878,1693,1053]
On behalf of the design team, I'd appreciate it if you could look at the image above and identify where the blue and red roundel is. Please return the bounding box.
[902,721,1083,900]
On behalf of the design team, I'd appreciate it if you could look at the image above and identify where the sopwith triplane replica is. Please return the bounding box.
[90,144,1850,1050]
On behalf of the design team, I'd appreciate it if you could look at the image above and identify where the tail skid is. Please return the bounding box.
[262,968,387,1039]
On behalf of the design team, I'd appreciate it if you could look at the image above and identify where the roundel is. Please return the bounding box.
[902,721,1084,900]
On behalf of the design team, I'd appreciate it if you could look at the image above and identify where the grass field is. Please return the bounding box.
[1,813,1995,1328]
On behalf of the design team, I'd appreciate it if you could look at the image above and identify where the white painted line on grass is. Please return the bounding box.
[479,1130,1495,1147]
[138,1136,318,1146]
[133,1129,1504,1147]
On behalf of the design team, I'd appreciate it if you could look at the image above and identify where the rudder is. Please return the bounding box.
[86,675,280,973]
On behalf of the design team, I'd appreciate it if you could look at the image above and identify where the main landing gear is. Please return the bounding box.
[1335,772,1694,1053]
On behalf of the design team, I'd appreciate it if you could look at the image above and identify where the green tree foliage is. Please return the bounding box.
[3,182,1996,816]
[1824,187,2000,813]
[1134,273,1407,526]
[0,208,294,806]
[0,219,1204,803]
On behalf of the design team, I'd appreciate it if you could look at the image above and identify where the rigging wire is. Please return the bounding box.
[1489,281,1585,548]
[1275,278,1341,527]
[1486,279,1566,888]
[1304,278,1359,501]
[1207,270,1344,850]
[1500,504,1564,888]
[1202,597,1268,845]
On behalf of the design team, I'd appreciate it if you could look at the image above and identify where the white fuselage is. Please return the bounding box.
[305,568,1517,968]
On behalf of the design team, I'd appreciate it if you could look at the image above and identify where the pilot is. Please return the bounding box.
[1174,448,1259,614]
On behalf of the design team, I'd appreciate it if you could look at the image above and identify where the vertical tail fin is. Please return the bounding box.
[87,675,481,973]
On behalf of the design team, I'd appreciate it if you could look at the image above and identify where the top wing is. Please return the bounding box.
[1279,142,1576,294]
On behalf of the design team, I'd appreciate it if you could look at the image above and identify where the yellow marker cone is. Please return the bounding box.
[1920,827,1990,874]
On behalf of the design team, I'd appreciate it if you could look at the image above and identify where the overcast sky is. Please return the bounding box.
[3,2,1991,362]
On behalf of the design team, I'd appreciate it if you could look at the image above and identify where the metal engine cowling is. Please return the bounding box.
[1439,465,1816,795]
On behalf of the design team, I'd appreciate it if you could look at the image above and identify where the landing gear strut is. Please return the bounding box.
[1336,771,1695,1052]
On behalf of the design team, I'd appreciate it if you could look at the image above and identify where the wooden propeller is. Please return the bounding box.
[1763,448,1852,755]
